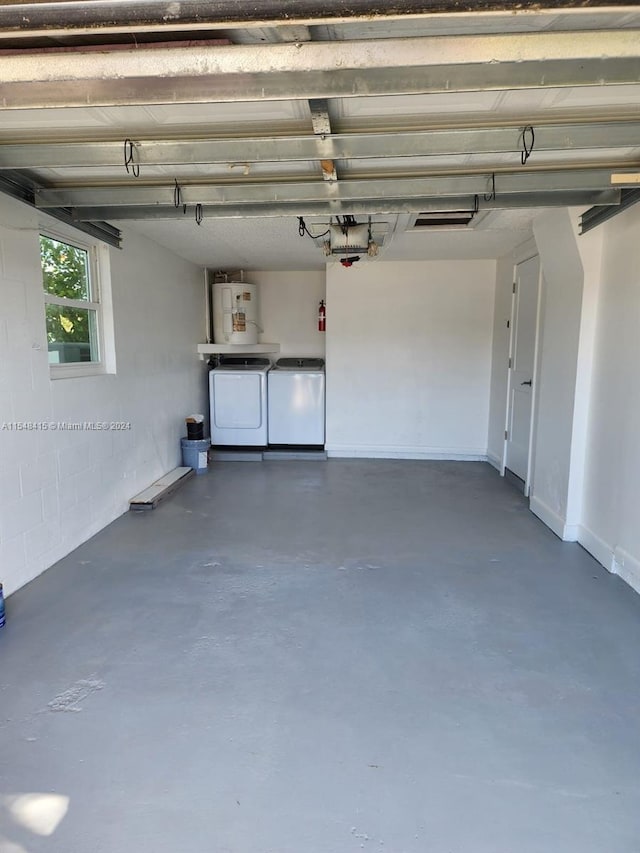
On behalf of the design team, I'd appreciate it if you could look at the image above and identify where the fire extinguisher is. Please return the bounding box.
[318,299,326,332]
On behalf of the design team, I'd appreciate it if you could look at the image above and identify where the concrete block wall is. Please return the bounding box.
[0,196,207,595]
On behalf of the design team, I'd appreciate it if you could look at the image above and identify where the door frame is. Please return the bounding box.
[501,253,543,497]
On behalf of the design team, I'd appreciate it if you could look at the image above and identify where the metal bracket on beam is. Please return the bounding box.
[308,98,338,182]
[308,99,332,137]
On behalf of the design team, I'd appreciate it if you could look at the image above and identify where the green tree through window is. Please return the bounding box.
[40,235,99,364]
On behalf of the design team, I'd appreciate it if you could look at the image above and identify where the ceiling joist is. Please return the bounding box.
[1,31,639,110]
[68,191,621,222]
[0,5,638,249]
[34,169,630,210]
[0,1,637,38]
[2,121,639,170]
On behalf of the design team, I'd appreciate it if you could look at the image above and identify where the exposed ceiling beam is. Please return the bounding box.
[2,122,639,169]
[0,171,121,246]
[34,169,630,209]
[0,1,636,38]
[68,190,621,221]
[580,187,640,233]
[1,31,639,110]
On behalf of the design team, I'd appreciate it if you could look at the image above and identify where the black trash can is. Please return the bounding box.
[186,420,204,440]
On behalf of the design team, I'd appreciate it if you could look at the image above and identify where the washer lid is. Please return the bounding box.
[274,357,325,370]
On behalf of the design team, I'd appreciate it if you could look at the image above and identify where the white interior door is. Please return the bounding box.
[505,255,540,491]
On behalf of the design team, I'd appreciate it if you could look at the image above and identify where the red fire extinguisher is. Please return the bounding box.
[318,299,326,332]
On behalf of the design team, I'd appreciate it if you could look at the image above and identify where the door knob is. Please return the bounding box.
[521,380,532,386]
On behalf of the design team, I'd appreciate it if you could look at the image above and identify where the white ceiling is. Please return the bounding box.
[125,209,540,271]
[1,4,639,270]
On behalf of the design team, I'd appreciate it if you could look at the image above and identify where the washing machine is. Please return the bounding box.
[209,357,270,446]
[267,358,325,446]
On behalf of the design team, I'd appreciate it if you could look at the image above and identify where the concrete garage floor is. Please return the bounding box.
[1,460,640,853]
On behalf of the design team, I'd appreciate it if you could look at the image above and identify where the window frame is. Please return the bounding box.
[40,225,115,379]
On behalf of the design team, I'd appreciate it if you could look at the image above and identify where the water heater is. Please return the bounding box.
[213,281,259,345]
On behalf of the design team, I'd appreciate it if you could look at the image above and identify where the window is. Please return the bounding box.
[40,231,114,377]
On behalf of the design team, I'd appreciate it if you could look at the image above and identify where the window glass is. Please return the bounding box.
[40,234,100,365]
[45,304,98,364]
[41,236,90,301]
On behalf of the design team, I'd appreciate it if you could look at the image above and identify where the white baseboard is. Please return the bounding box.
[612,545,640,595]
[529,495,569,540]
[577,526,640,597]
[487,451,502,472]
[326,445,488,462]
[562,523,581,542]
[577,525,612,570]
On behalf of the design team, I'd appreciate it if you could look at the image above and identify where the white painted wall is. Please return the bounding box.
[564,215,604,538]
[578,203,640,591]
[529,209,584,537]
[0,196,206,595]
[325,259,496,458]
[487,214,618,542]
[253,270,326,357]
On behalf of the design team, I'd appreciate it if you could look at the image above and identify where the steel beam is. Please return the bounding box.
[0,2,634,37]
[0,170,121,246]
[1,31,639,110]
[33,169,630,209]
[68,190,621,221]
[3,121,640,170]
[580,187,640,233]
